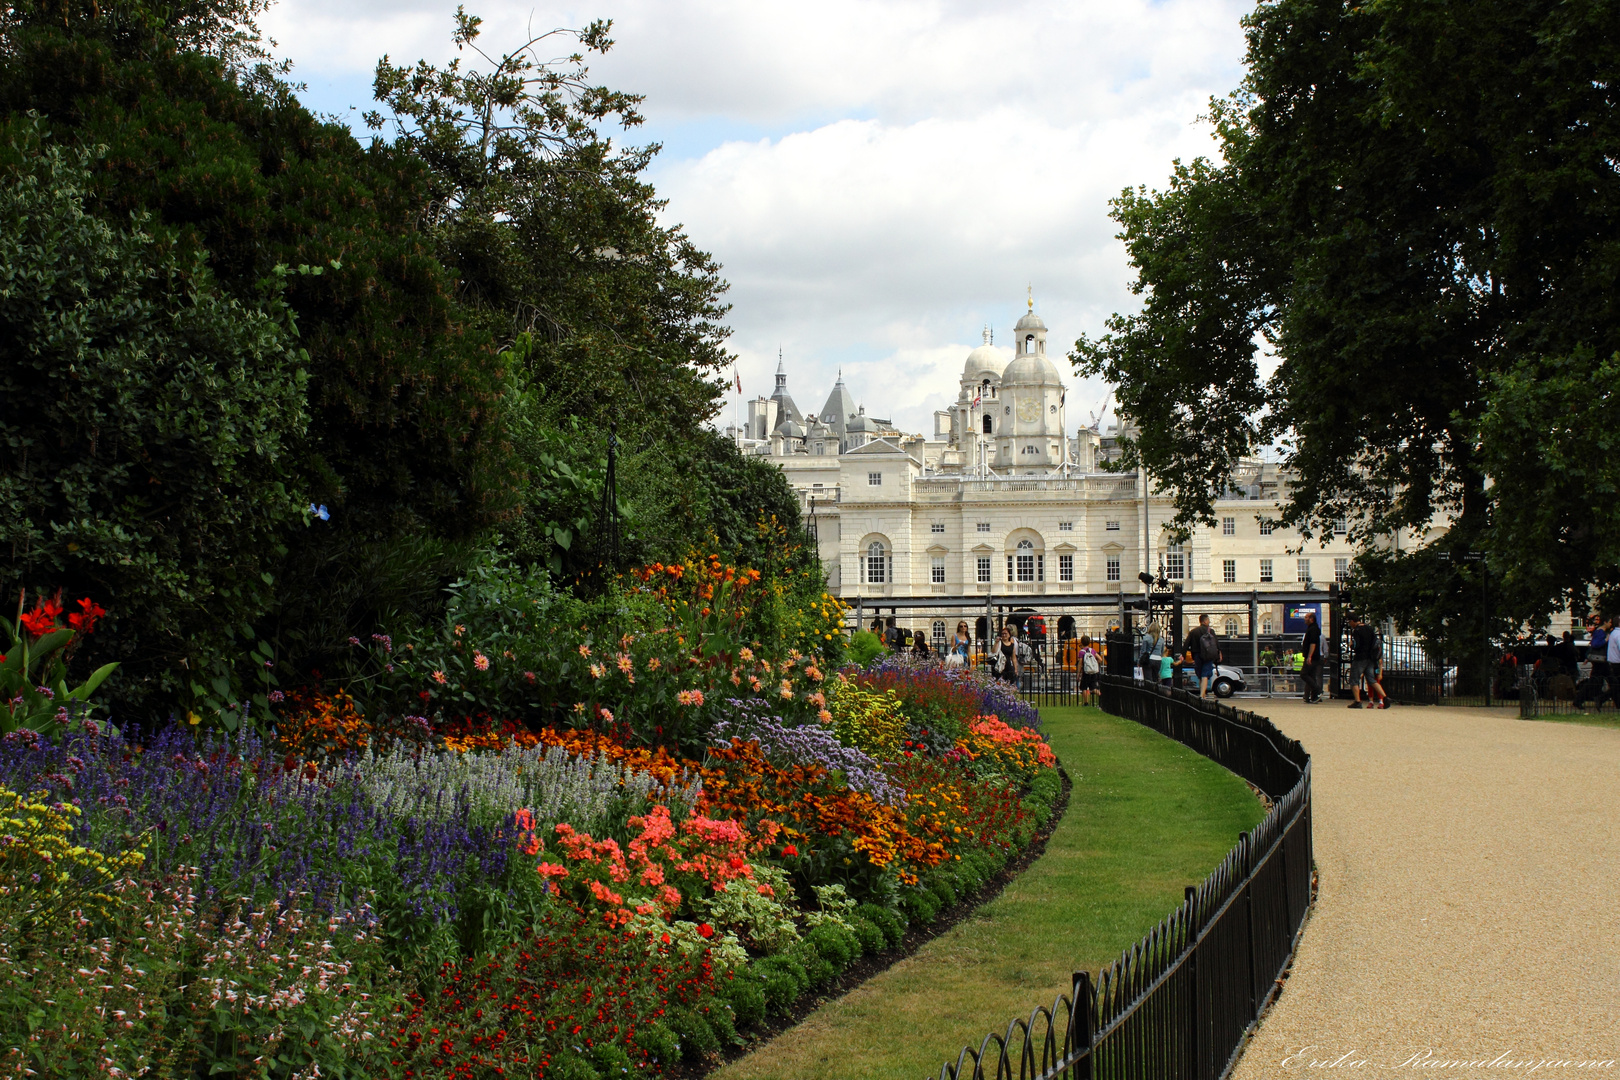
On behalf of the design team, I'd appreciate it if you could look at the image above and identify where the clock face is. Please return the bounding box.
[1016,397,1040,423]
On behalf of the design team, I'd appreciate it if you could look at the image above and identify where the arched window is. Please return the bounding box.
[975,616,989,641]
[1024,333,1035,353]
[1016,538,1036,582]
[932,620,946,645]
[865,541,887,584]
[1224,617,1240,637]
[983,415,993,434]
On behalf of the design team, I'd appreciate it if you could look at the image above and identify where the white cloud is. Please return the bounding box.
[262,0,1252,434]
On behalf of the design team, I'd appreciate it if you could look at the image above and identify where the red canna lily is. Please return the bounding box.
[66,597,106,634]
[18,593,64,639]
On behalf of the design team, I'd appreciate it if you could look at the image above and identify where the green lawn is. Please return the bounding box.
[1522,709,1620,731]
[715,704,1266,1080]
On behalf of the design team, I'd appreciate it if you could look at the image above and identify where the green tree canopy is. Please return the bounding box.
[1075,0,1619,654]
[0,126,305,711]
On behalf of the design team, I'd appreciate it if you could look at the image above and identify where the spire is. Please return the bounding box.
[982,325,991,345]
[1027,284,1034,311]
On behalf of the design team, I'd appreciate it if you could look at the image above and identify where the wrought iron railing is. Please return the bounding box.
[930,676,1313,1080]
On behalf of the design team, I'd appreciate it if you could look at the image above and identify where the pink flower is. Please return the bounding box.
[738,647,754,661]
[818,709,833,724]
[431,670,447,685]
[578,644,592,657]
[473,652,490,671]
[599,707,614,723]
[757,883,775,897]
[589,662,605,679]
[616,653,633,675]
[675,689,704,707]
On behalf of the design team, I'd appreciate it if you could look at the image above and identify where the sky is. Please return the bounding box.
[263,0,1255,437]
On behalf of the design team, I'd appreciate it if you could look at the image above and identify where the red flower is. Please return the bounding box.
[696,923,714,939]
[781,844,798,858]
[66,597,106,634]
[18,594,63,638]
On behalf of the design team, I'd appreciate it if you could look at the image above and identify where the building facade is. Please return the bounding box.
[730,300,1362,639]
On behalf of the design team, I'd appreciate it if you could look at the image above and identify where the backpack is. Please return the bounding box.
[1082,649,1100,675]
[1198,629,1220,663]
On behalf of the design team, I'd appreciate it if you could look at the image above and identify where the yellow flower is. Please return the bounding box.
[186,711,201,726]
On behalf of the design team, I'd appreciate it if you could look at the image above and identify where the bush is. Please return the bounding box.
[804,923,857,969]
[857,903,906,949]
[721,972,768,1028]
[789,938,838,988]
[635,1022,681,1068]
[850,915,887,956]
[847,630,886,667]
[753,954,808,1014]
[668,1006,720,1063]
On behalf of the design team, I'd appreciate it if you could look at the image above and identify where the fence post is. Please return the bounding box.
[1242,832,1258,1024]
[1249,591,1260,697]
[1186,884,1201,1080]
[1073,970,1093,1080]
[1328,583,1342,699]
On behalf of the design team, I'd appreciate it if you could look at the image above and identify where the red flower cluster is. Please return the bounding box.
[383,905,716,1078]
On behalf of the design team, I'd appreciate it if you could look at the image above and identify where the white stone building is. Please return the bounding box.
[729,299,1362,639]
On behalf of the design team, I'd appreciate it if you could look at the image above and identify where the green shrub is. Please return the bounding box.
[721,972,768,1028]
[590,1041,635,1078]
[857,903,905,948]
[901,887,941,925]
[707,1001,738,1046]
[547,1052,600,1080]
[847,630,885,666]
[668,1006,719,1062]
[850,915,887,956]
[635,1022,681,1067]
[753,955,807,1014]
[804,923,856,970]
[930,876,958,909]
[788,939,837,988]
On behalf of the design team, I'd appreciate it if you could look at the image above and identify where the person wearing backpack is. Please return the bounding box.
[1184,614,1222,699]
[1079,633,1102,706]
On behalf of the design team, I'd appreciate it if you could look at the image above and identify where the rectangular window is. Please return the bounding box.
[1058,521,1074,532]
[1222,516,1235,536]
[1260,558,1274,583]
[1036,554,1045,582]
[1260,520,1275,535]
[1223,559,1236,584]
[1335,557,1349,583]
[1105,520,1121,531]
[1333,518,1348,536]
[1297,558,1310,583]
[930,522,945,534]
[977,556,992,583]
[930,557,945,584]
[976,522,992,533]
[866,551,886,583]
[1006,555,1015,581]
[867,472,882,486]
[1106,556,1121,582]
[1059,554,1074,582]
[1165,542,1186,580]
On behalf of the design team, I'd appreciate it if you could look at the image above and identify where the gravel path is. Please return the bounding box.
[1231,702,1620,1077]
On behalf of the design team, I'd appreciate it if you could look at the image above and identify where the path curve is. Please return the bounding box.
[1233,703,1620,1076]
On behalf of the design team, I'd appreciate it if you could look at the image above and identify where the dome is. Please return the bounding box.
[847,407,878,433]
[963,344,1004,379]
[778,419,806,438]
[1002,352,1063,386]
[1014,310,1047,332]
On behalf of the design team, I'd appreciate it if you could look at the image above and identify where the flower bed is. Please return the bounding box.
[1,575,1058,1079]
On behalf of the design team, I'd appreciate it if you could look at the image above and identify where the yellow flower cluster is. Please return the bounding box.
[0,784,146,918]
[825,676,906,757]
[779,590,848,658]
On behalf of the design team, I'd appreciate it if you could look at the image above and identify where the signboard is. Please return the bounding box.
[1283,603,1321,635]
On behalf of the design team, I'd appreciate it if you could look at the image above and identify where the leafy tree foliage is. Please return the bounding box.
[367,9,732,444]
[0,127,304,712]
[1075,0,1619,655]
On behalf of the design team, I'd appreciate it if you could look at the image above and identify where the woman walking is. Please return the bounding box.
[993,625,1022,686]
[947,620,972,669]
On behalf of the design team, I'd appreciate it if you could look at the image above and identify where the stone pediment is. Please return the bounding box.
[1100,541,1125,554]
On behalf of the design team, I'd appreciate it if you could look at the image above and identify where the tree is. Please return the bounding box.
[0,125,305,715]
[367,8,733,446]
[0,0,522,718]
[1075,0,1620,660]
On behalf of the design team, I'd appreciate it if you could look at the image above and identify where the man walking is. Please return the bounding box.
[1575,616,1610,710]
[1301,610,1323,703]
[1184,614,1222,699]
[1348,615,1385,708]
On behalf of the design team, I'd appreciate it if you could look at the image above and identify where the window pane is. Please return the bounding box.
[1222,517,1235,536]
[1106,557,1120,582]
[1059,554,1074,582]
[868,472,882,486]
[1223,559,1236,584]
[1297,558,1310,583]
[1260,558,1273,583]
[977,557,991,583]
[930,557,945,584]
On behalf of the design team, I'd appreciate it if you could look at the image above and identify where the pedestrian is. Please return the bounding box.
[912,632,931,660]
[946,620,972,670]
[884,616,902,651]
[1184,614,1222,699]
[1575,617,1611,711]
[1159,648,1175,690]
[1138,620,1165,681]
[1079,634,1102,706]
[1301,610,1323,703]
[992,625,1021,685]
[1348,615,1385,708]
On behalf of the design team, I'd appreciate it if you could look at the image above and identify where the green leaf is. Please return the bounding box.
[69,663,120,701]
[210,676,231,698]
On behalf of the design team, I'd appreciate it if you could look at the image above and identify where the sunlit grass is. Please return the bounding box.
[715,704,1265,1080]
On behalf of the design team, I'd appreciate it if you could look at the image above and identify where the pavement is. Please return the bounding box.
[1230,700,1620,1078]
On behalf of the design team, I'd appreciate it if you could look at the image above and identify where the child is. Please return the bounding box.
[1159,649,1175,689]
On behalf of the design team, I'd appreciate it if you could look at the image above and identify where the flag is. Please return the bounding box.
[971,393,981,408]
[1060,389,1067,406]
[734,369,742,394]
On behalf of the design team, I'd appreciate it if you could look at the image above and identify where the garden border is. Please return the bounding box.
[674,765,1074,1078]
[931,676,1313,1080]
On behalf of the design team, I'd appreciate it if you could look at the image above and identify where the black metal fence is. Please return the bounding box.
[930,676,1313,1080]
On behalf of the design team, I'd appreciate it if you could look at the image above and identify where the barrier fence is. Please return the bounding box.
[930,676,1313,1080]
